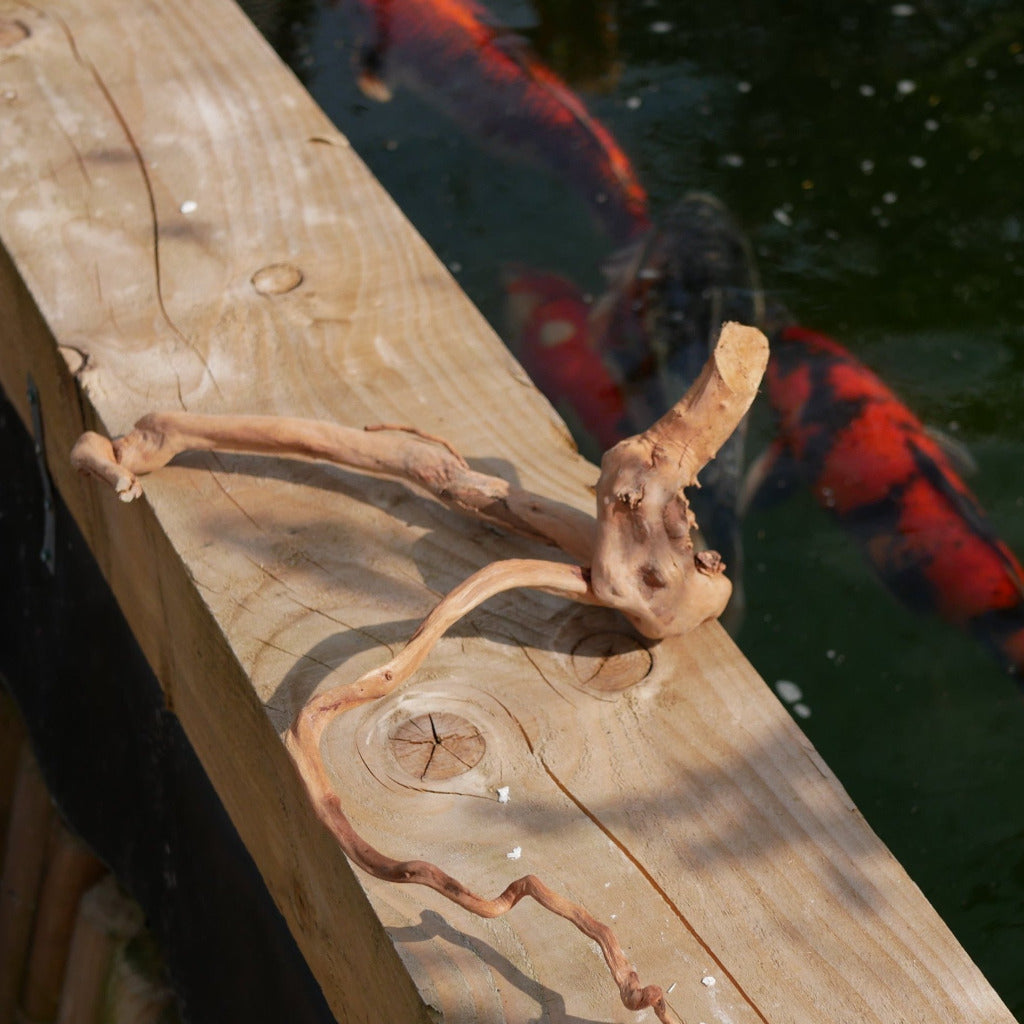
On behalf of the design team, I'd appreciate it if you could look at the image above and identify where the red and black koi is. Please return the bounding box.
[348,0,651,244]
[504,266,631,454]
[756,322,1024,676]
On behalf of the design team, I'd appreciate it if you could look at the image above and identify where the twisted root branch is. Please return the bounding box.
[285,557,680,1023]
[71,322,769,1022]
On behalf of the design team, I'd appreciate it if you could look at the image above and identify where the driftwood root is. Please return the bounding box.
[70,322,768,1023]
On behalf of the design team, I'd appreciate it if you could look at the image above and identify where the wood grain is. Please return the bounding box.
[0,0,1013,1021]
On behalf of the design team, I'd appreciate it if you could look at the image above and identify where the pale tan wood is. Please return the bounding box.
[0,1,1013,1022]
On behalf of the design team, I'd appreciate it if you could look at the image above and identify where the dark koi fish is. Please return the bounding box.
[752,322,1024,676]
[504,266,631,454]
[591,192,765,625]
[348,0,651,244]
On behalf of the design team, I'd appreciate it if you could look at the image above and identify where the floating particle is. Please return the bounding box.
[891,3,915,15]
[496,786,510,804]
[801,179,814,190]
[448,260,462,274]
[909,155,926,168]
[826,649,837,660]
[385,139,398,151]
[924,118,939,131]
[773,207,793,227]
[793,703,812,719]
[896,79,917,95]
[774,680,803,704]
[722,153,744,168]
[965,56,978,68]
[858,84,876,97]
[701,975,716,987]
[179,200,197,215]
[860,158,875,174]
[625,95,642,110]
[736,80,752,93]
[649,20,673,33]
[506,846,522,860]
[667,982,677,994]
[882,190,898,204]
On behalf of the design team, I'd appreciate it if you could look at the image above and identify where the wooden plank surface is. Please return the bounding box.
[0,1,1014,1022]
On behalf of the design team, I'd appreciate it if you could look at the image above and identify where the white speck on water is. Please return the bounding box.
[497,786,510,803]
[506,846,522,860]
[924,118,940,131]
[610,913,617,921]
[385,139,398,151]
[826,649,837,660]
[649,20,673,33]
[909,155,926,168]
[448,260,462,274]
[965,56,978,68]
[701,975,716,987]
[773,207,792,227]
[774,680,803,704]
[896,79,917,95]
[891,3,915,15]
[736,80,752,93]
[858,84,876,97]
[882,190,898,204]
[179,200,197,215]
[793,702,812,719]
[626,95,642,110]
[722,153,744,168]
[860,158,875,174]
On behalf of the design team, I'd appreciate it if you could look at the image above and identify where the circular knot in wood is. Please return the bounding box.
[571,632,653,692]
[251,262,304,296]
[389,712,485,780]
[0,19,30,47]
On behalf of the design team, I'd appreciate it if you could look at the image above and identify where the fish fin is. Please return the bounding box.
[924,425,978,477]
[600,236,650,289]
[740,440,806,516]
[908,438,1024,598]
[357,45,393,102]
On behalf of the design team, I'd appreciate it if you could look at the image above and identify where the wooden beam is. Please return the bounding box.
[0,0,1013,1021]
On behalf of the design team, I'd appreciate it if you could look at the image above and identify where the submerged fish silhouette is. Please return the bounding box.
[592,192,765,625]
[347,0,650,244]
[750,322,1024,677]
[504,266,630,454]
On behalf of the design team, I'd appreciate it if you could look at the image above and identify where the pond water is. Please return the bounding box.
[250,0,1024,1013]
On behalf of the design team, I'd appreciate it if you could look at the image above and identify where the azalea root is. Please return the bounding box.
[71,321,768,1023]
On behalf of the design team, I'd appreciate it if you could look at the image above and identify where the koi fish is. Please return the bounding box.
[504,266,631,454]
[347,0,651,244]
[751,322,1024,677]
[591,193,765,625]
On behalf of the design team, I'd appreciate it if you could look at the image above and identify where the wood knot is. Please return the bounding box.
[389,712,485,780]
[0,19,29,47]
[571,632,653,692]
[251,262,304,296]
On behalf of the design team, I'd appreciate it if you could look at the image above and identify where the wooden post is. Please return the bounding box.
[19,825,105,1024]
[0,0,1015,1021]
[0,747,53,1024]
[56,876,143,1024]
[0,685,27,863]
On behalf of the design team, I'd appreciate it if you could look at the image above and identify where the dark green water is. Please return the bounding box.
[255,0,1024,1013]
